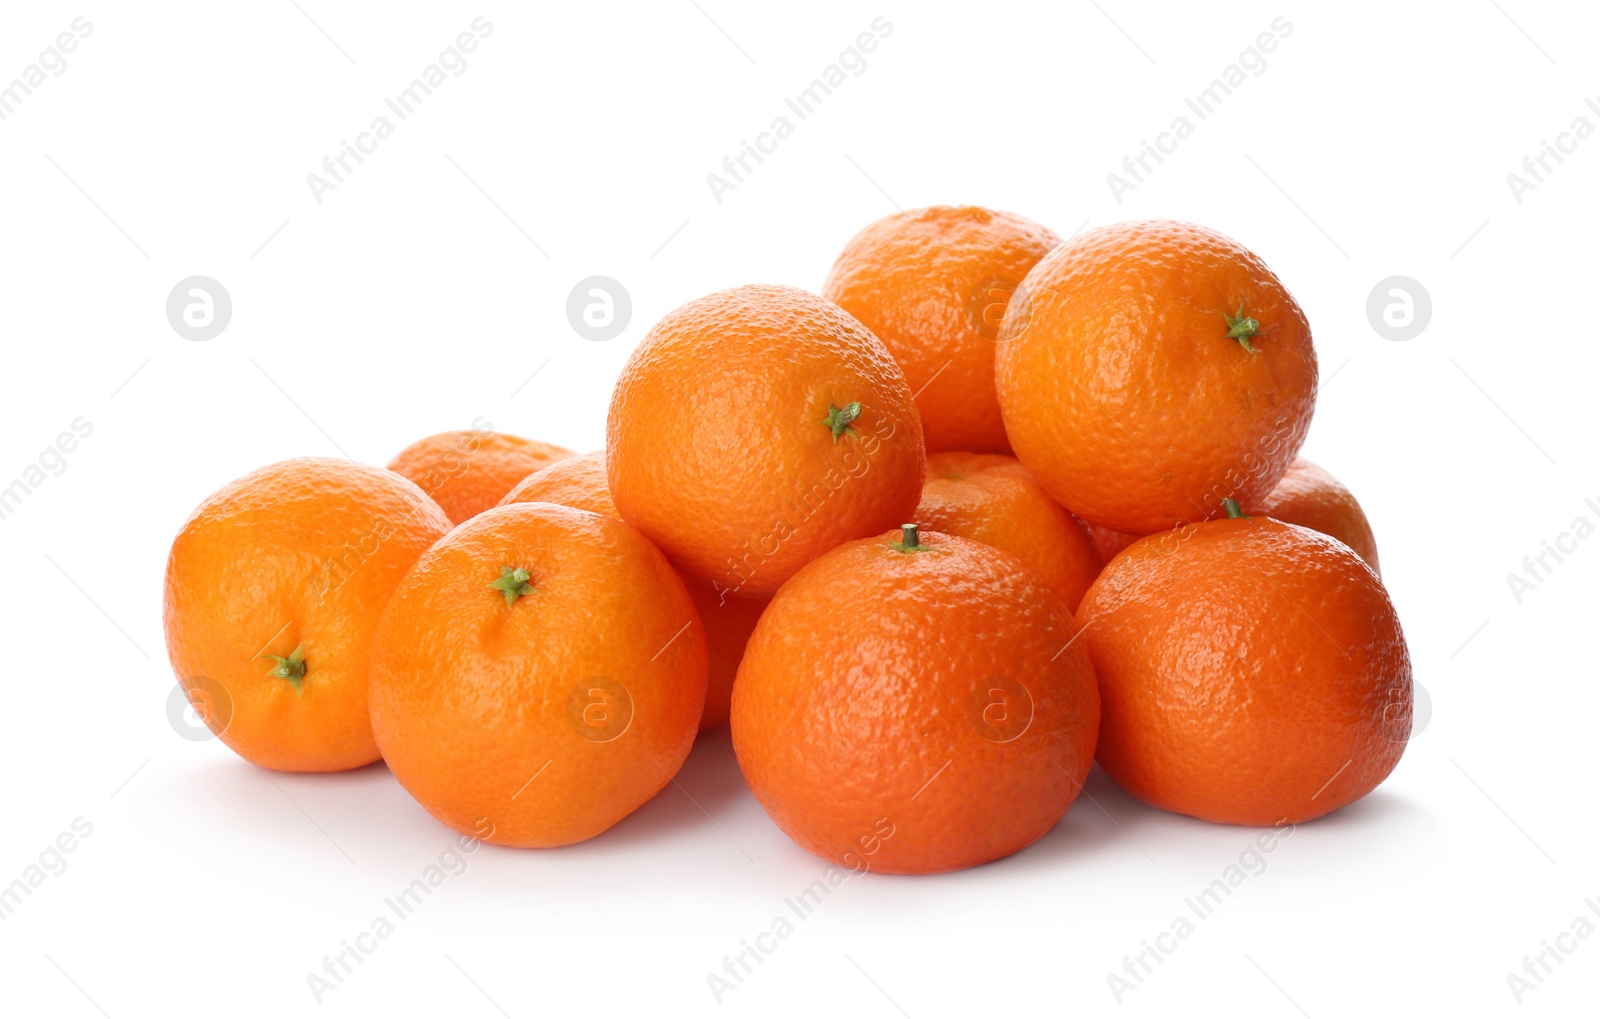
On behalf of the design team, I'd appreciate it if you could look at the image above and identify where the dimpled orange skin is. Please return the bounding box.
[1083,457,1381,574]
[163,458,451,772]
[1249,457,1380,575]
[499,449,767,731]
[822,206,1061,454]
[686,585,767,730]
[607,284,926,598]
[368,503,707,848]
[995,220,1318,534]
[1076,517,1411,826]
[498,450,612,514]
[388,430,573,525]
[915,451,1102,612]
[731,529,1100,874]
[1087,523,1141,564]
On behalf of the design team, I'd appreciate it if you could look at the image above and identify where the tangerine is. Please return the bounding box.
[732,524,1099,873]
[995,220,1317,533]
[608,284,925,598]
[163,458,450,771]
[368,502,707,847]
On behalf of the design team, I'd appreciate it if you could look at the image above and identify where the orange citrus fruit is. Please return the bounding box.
[1086,522,1141,564]
[498,449,612,514]
[499,448,767,731]
[163,457,450,771]
[607,284,925,598]
[687,585,767,731]
[368,502,707,848]
[995,220,1318,533]
[1084,456,1380,574]
[822,205,1060,454]
[1248,457,1380,574]
[1076,507,1410,825]
[389,428,571,524]
[732,524,1099,874]
[915,451,1102,611]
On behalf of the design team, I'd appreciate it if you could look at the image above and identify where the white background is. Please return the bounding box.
[1,1,1596,1015]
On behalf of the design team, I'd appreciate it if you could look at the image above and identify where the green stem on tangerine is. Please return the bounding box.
[489,566,538,607]
[261,644,306,689]
[1223,306,1260,352]
[890,523,931,553]
[821,401,862,442]
[1222,498,1248,520]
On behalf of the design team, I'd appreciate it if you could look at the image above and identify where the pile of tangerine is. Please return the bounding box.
[164,213,1411,874]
